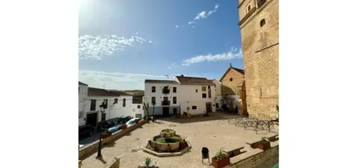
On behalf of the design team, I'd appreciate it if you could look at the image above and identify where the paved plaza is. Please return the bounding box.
[81,112,278,168]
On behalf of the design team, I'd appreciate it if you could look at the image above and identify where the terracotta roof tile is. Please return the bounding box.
[176,75,215,85]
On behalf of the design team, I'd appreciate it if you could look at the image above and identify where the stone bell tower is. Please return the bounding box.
[238,0,279,119]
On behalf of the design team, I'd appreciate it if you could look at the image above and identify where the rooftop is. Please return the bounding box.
[176,75,215,85]
[88,87,130,97]
[145,79,179,84]
[220,66,245,82]
[79,81,88,86]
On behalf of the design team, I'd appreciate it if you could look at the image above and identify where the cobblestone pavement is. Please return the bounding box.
[81,112,278,168]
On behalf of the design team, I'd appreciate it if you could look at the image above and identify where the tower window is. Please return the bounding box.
[230,78,233,81]
[247,5,251,12]
[260,19,266,27]
[257,0,267,8]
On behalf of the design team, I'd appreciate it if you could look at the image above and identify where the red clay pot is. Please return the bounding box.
[212,156,230,168]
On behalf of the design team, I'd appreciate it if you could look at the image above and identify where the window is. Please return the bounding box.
[114,98,118,104]
[216,103,219,108]
[152,86,156,93]
[137,105,141,109]
[173,87,177,93]
[132,96,142,104]
[173,97,177,104]
[123,98,126,107]
[202,86,206,91]
[260,19,266,27]
[202,93,207,98]
[90,99,96,111]
[230,78,233,81]
[195,89,198,93]
[103,99,108,109]
[163,97,168,101]
[162,86,170,94]
[192,106,197,110]
[151,97,156,105]
[257,0,266,8]
[247,5,251,12]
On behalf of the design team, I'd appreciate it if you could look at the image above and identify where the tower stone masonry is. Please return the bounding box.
[238,0,279,119]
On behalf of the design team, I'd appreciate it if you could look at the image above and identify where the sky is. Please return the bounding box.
[79,0,243,90]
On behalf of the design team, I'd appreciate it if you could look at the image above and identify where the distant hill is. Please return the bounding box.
[121,90,144,96]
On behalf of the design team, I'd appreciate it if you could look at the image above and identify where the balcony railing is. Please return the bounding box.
[162,87,170,94]
[161,100,170,106]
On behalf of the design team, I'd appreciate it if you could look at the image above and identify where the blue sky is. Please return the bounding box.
[79,0,243,90]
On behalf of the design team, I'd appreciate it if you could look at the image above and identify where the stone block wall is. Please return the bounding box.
[105,156,120,168]
[239,0,279,119]
[230,145,278,168]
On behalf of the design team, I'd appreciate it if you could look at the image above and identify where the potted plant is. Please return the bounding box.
[138,157,158,168]
[101,129,111,139]
[251,139,271,150]
[212,149,230,168]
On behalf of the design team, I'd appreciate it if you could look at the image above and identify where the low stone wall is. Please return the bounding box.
[105,156,120,168]
[79,120,148,160]
[229,145,279,168]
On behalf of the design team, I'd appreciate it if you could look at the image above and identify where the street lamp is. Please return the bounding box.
[96,104,105,159]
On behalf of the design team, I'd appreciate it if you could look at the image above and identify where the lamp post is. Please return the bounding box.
[96,105,105,159]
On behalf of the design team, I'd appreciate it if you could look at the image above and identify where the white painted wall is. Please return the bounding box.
[83,95,144,124]
[79,84,88,126]
[144,80,220,116]
[213,80,223,111]
[144,82,180,116]
[178,84,216,115]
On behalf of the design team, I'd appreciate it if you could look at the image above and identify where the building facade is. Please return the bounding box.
[82,87,144,127]
[144,75,217,117]
[220,66,247,115]
[144,80,180,117]
[79,82,88,126]
[238,0,279,119]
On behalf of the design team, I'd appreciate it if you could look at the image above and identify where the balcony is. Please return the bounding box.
[162,86,170,94]
[161,100,170,106]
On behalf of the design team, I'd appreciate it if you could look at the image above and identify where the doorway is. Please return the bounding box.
[206,102,212,113]
[86,112,97,127]
[162,107,170,117]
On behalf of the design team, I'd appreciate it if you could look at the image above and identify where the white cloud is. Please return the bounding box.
[182,47,242,66]
[188,4,219,25]
[79,70,169,90]
[168,63,178,70]
[79,34,152,60]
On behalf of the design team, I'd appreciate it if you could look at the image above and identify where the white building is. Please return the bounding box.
[79,82,88,126]
[144,80,180,117]
[82,87,144,127]
[212,80,223,111]
[144,75,217,117]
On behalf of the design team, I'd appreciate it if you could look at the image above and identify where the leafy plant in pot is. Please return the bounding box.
[212,149,230,168]
[101,129,111,139]
[138,157,158,168]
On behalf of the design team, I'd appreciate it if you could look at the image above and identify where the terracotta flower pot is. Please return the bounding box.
[212,156,230,168]
[101,132,111,139]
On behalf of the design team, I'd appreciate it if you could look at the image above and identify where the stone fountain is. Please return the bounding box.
[142,129,191,157]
